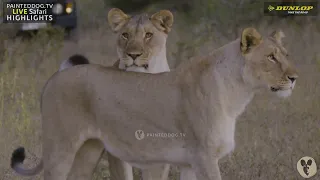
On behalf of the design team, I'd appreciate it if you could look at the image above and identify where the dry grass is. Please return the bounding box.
[1,0,320,180]
[0,27,64,180]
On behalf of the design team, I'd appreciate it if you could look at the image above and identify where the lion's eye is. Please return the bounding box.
[267,54,277,62]
[121,33,129,39]
[145,32,153,38]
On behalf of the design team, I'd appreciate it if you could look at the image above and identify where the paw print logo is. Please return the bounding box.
[297,156,317,178]
[135,130,145,140]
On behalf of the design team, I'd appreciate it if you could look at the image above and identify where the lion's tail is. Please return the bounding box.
[59,54,90,71]
[11,147,43,176]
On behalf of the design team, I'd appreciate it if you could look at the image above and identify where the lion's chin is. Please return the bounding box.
[126,66,148,73]
[275,89,292,98]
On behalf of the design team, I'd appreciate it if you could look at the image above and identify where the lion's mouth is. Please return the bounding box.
[270,83,294,92]
[125,63,149,69]
[270,87,280,92]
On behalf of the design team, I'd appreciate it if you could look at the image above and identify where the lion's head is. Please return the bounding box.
[240,28,298,98]
[107,8,173,72]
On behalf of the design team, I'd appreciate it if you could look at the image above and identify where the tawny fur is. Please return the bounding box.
[11,28,298,180]
[108,8,174,180]
[57,8,174,180]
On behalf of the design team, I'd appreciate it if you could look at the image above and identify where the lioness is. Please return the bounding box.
[60,8,171,74]
[11,28,297,180]
[58,8,173,180]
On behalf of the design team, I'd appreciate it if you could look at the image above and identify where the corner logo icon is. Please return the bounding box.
[135,130,145,140]
[268,5,275,11]
[297,156,317,178]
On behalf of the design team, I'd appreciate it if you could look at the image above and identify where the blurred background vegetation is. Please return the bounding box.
[0,0,319,179]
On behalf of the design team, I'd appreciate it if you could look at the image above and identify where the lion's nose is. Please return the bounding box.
[127,53,142,60]
[287,76,297,83]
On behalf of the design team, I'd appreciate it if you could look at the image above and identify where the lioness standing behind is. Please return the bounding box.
[11,28,297,180]
[59,8,173,180]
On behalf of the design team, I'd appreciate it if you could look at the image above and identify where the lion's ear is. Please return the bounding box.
[108,8,130,33]
[270,29,285,45]
[150,10,174,34]
[240,28,262,54]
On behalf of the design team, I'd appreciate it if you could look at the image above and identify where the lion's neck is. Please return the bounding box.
[213,39,255,120]
[120,44,170,74]
[179,39,255,123]
[147,44,170,73]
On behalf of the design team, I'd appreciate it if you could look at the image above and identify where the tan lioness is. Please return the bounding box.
[11,27,298,180]
[60,8,171,74]
[58,8,173,180]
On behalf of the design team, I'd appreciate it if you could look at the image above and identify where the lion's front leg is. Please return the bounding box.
[108,152,134,180]
[180,166,197,180]
[192,152,221,180]
[141,164,170,180]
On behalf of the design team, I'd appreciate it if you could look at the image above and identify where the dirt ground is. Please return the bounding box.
[0,0,320,180]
